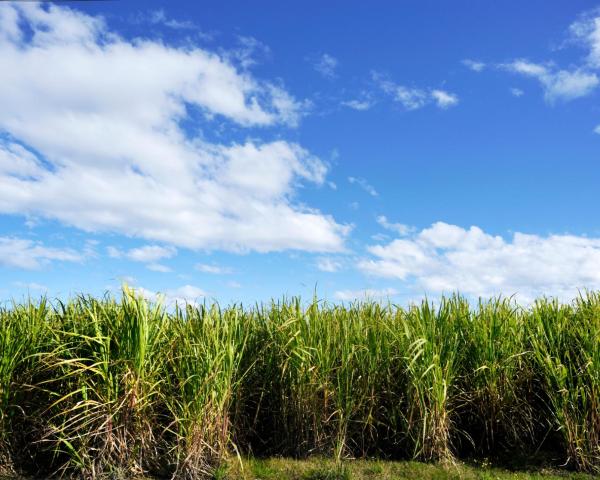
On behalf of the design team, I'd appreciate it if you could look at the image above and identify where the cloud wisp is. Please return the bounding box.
[108,244,177,272]
[0,237,83,269]
[348,176,378,197]
[501,59,598,103]
[376,215,413,236]
[196,263,233,274]
[462,59,486,72]
[372,72,459,110]
[495,9,600,103]
[316,257,343,272]
[312,53,339,79]
[342,96,375,111]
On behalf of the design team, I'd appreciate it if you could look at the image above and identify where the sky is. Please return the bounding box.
[1,1,600,306]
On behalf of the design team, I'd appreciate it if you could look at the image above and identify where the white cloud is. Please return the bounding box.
[502,59,598,102]
[510,87,524,97]
[146,9,196,30]
[342,99,374,111]
[359,222,600,302]
[381,83,428,110]
[313,53,338,79]
[0,237,83,269]
[229,35,271,70]
[376,215,413,236]
[146,263,172,273]
[127,245,176,262]
[371,233,389,242]
[316,257,342,272]
[462,59,486,72]
[168,285,207,301]
[334,287,398,301]
[495,10,600,103]
[196,263,233,274]
[431,89,459,109]
[569,9,600,68]
[0,3,348,254]
[348,176,378,196]
[13,281,48,292]
[594,124,600,134]
[108,245,176,263]
[373,72,459,110]
[0,142,45,179]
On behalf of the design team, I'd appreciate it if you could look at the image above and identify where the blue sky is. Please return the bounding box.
[1,1,600,305]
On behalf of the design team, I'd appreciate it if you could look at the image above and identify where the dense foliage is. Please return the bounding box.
[0,288,599,478]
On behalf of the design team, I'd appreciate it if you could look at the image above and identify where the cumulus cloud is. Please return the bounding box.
[0,237,83,269]
[501,59,598,102]
[359,222,600,302]
[0,3,348,254]
[334,287,398,301]
[510,87,524,97]
[313,53,338,78]
[373,72,459,110]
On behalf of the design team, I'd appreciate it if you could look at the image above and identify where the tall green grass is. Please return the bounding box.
[0,299,50,470]
[0,288,599,478]
[529,295,600,471]
[164,303,249,478]
[459,298,535,454]
[34,289,168,477]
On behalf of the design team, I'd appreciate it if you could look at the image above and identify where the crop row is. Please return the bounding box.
[0,288,599,478]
